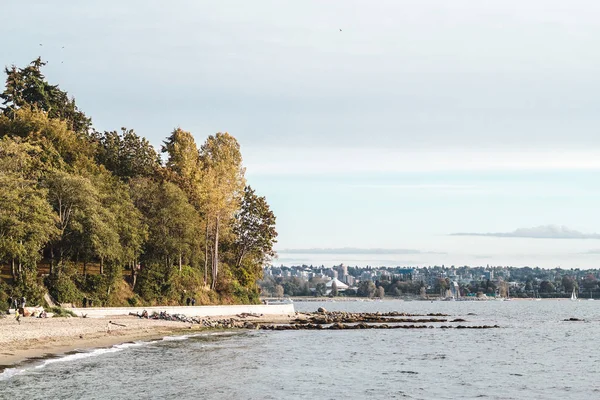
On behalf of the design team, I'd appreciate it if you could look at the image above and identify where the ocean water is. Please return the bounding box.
[1,300,600,399]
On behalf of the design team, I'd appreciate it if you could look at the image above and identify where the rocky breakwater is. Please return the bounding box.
[257,309,500,331]
[137,309,500,331]
[131,310,264,329]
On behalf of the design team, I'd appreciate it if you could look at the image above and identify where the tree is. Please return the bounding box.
[540,280,555,293]
[357,281,376,298]
[562,275,576,293]
[130,178,200,272]
[231,185,277,288]
[199,132,246,290]
[315,282,327,297]
[1,58,91,135]
[274,284,284,298]
[162,128,201,196]
[376,286,385,298]
[0,107,91,168]
[0,140,58,277]
[583,274,598,291]
[331,280,338,297]
[94,128,161,180]
[45,171,100,269]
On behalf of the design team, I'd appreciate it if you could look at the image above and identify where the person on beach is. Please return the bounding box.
[83,297,87,308]
[191,298,196,306]
[21,296,26,308]
[15,308,20,324]
[186,297,191,306]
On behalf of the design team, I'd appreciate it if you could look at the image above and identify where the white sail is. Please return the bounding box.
[571,288,577,301]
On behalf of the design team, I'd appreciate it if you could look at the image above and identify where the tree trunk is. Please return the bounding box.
[11,258,15,279]
[211,216,220,290]
[236,248,247,268]
[100,257,104,275]
[204,221,209,285]
[179,253,182,272]
[49,247,54,275]
[83,261,87,278]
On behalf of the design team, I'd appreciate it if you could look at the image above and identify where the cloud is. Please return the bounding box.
[278,247,444,255]
[583,249,600,254]
[244,148,600,176]
[451,225,600,239]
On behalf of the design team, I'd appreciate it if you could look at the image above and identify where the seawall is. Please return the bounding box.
[67,303,295,318]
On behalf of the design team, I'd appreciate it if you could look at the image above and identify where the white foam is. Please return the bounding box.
[161,334,192,342]
[0,367,25,381]
[0,341,147,381]
[34,341,146,369]
[0,332,231,381]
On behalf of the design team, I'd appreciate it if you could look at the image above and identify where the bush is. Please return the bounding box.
[135,263,170,304]
[14,269,47,307]
[45,270,83,305]
[0,281,8,312]
[46,306,77,318]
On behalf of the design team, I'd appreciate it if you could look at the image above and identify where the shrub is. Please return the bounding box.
[46,306,77,317]
[14,269,47,307]
[45,271,83,305]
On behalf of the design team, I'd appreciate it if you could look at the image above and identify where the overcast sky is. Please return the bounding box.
[2,1,600,268]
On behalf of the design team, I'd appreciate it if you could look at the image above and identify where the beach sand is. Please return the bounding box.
[0,313,295,367]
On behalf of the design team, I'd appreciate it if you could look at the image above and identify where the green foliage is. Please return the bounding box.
[357,281,377,298]
[93,128,161,180]
[0,280,8,312]
[46,306,77,318]
[232,186,277,275]
[0,59,275,306]
[1,58,92,135]
[45,263,83,304]
[135,262,172,304]
[12,269,47,306]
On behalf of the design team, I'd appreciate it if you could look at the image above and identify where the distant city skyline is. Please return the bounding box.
[2,1,600,268]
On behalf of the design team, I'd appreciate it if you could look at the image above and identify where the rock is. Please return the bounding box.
[317,307,327,313]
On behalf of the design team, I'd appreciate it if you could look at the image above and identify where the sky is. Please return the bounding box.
[2,1,600,268]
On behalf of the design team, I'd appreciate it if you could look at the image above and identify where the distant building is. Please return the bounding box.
[325,278,349,295]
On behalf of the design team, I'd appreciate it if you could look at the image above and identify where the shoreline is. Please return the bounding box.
[0,312,295,369]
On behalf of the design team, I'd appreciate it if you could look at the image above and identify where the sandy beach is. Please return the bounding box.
[0,313,295,367]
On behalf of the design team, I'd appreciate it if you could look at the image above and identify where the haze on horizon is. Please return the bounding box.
[2,1,600,268]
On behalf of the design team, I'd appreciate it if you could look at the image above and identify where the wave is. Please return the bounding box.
[0,341,146,382]
[0,331,244,381]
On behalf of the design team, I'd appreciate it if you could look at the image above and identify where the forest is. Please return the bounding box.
[0,58,277,310]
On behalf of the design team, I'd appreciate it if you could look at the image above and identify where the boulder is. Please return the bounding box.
[317,307,327,313]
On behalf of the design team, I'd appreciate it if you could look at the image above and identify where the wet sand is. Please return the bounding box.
[0,313,295,367]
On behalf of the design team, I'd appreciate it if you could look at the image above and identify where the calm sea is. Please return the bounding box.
[1,300,599,399]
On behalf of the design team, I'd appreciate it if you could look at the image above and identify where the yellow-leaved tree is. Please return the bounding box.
[199,133,245,290]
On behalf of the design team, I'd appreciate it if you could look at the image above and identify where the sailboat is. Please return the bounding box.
[589,291,594,301]
[534,291,541,301]
[570,288,578,301]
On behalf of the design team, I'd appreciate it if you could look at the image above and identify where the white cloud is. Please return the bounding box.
[244,147,600,176]
[451,225,600,239]
[279,247,444,255]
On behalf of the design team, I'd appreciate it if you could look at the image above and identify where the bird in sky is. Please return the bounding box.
[339,29,342,32]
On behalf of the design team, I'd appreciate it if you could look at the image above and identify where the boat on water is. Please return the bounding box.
[570,288,578,302]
